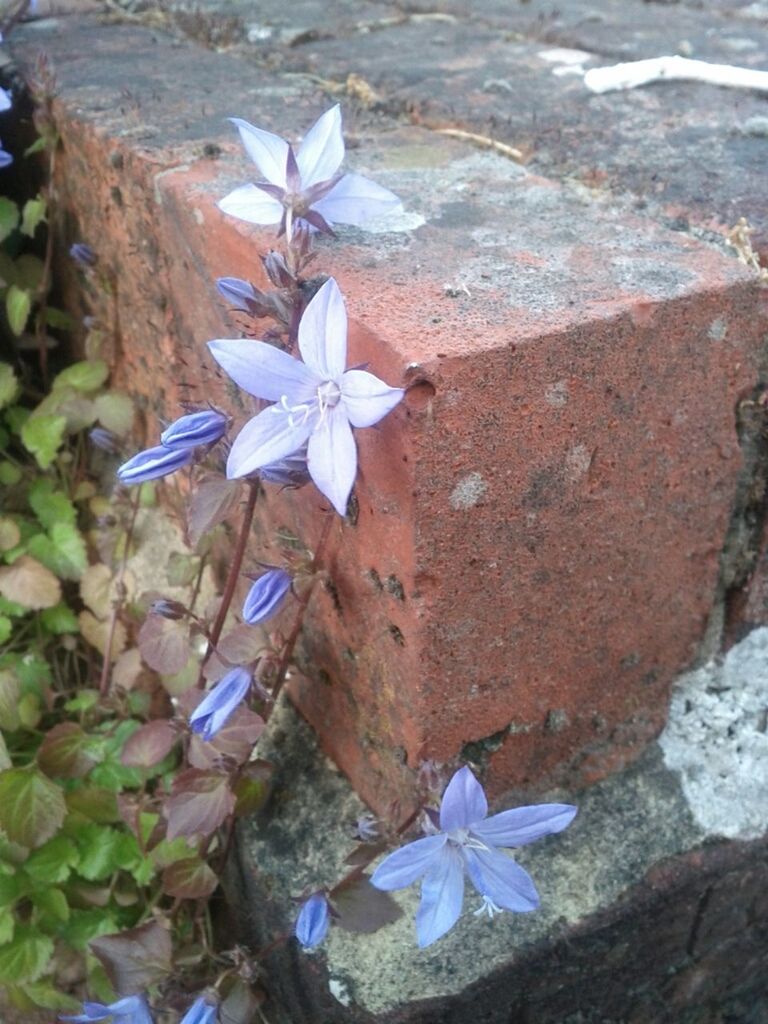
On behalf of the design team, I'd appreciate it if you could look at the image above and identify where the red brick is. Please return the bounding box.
[10,15,768,811]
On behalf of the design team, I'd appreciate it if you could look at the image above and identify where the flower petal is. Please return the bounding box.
[307,404,356,516]
[371,833,448,890]
[189,667,251,741]
[296,105,345,189]
[228,117,289,186]
[463,846,539,912]
[439,766,488,832]
[472,804,578,849]
[415,845,465,947]
[208,339,319,403]
[242,568,292,624]
[298,277,347,379]
[295,892,331,949]
[341,370,404,428]
[227,408,314,479]
[218,184,283,226]
[313,172,401,227]
[180,996,218,1024]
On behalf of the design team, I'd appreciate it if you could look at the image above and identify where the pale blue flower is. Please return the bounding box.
[189,667,251,741]
[179,995,217,1024]
[0,144,12,168]
[218,105,400,238]
[0,88,10,112]
[371,766,577,947]
[60,994,153,1024]
[208,277,404,515]
[160,409,228,449]
[259,447,311,488]
[295,892,330,949]
[216,276,257,309]
[117,444,193,485]
[242,568,292,625]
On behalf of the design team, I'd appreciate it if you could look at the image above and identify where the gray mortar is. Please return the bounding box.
[237,629,768,1018]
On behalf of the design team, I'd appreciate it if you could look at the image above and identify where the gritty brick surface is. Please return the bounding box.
[8,9,768,814]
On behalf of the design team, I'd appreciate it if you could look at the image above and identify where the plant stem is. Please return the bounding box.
[268,510,334,709]
[99,490,140,696]
[200,480,259,679]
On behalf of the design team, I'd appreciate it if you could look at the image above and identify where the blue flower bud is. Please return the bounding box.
[259,449,311,488]
[295,892,330,949]
[179,995,218,1024]
[216,277,257,308]
[242,569,292,625]
[117,444,193,485]
[189,667,251,741]
[0,88,11,113]
[160,410,228,450]
[0,144,12,169]
[69,243,97,267]
[89,427,120,454]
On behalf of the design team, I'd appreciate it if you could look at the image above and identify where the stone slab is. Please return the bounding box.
[227,628,768,1023]
[8,15,768,814]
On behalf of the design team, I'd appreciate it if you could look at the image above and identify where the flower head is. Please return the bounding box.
[179,995,218,1024]
[189,666,251,741]
[61,994,153,1024]
[218,105,400,238]
[371,766,577,947]
[208,277,404,515]
[117,444,193,485]
[160,409,228,450]
[242,568,292,625]
[295,892,330,949]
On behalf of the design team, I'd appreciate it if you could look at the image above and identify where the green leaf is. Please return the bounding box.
[0,363,19,410]
[6,285,31,337]
[32,886,70,924]
[24,835,79,884]
[54,360,109,393]
[40,603,79,634]
[20,414,66,469]
[93,392,133,436]
[0,462,22,486]
[0,906,14,944]
[65,786,118,824]
[0,731,10,770]
[5,405,30,435]
[61,909,118,951]
[0,198,19,243]
[33,385,96,433]
[64,690,99,714]
[24,136,48,157]
[0,767,67,848]
[0,616,10,645]
[19,980,80,1012]
[15,254,44,292]
[27,525,88,582]
[0,927,54,982]
[45,306,75,330]
[28,479,77,529]
[20,197,46,238]
[0,871,23,907]
[75,824,126,881]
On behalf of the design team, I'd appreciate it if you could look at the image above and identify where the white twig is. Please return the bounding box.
[584,55,768,95]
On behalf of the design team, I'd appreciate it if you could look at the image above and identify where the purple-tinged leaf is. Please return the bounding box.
[232,760,273,817]
[343,840,388,868]
[120,721,179,768]
[333,876,403,935]
[90,920,172,995]
[162,856,218,899]
[138,613,191,675]
[187,475,242,547]
[219,980,263,1024]
[165,769,235,840]
[215,625,265,667]
[37,722,97,779]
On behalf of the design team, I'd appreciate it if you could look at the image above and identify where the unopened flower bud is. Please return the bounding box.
[242,569,292,625]
[160,409,228,450]
[69,242,97,268]
[117,444,193,485]
[294,892,330,949]
[149,598,187,620]
[216,276,258,309]
[89,426,120,454]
